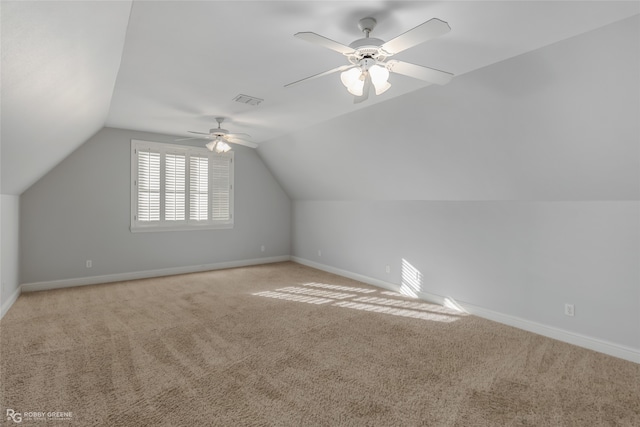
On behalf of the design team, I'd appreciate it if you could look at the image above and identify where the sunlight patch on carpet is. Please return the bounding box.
[253,282,461,323]
[251,291,332,304]
[351,296,468,317]
[380,290,416,298]
[275,286,355,300]
[334,301,459,322]
[302,282,376,293]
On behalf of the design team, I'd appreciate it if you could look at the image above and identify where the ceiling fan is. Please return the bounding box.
[286,17,453,103]
[176,117,258,152]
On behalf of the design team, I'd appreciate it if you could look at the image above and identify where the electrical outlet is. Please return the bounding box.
[385,265,391,273]
[260,245,265,252]
[86,260,92,268]
[564,303,574,317]
[318,250,322,257]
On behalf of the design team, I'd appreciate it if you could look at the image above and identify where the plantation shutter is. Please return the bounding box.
[165,153,186,221]
[131,140,233,231]
[137,149,161,221]
[212,155,231,221]
[190,155,209,221]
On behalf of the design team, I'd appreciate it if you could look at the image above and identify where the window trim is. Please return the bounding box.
[130,139,234,232]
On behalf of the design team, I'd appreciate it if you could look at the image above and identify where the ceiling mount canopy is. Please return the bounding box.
[285,16,454,103]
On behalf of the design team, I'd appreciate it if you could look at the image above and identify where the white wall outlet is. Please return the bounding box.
[564,303,574,317]
[260,245,265,252]
[385,265,391,273]
[318,250,322,257]
[86,260,92,268]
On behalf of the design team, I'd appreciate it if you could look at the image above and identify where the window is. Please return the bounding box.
[131,140,233,232]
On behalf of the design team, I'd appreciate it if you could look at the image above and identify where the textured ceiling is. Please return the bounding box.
[2,1,639,195]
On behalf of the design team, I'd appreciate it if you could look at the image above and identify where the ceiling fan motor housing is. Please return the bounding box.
[210,128,229,136]
[349,38,385,58]
[349,17,388,61]
[349,37,384,50]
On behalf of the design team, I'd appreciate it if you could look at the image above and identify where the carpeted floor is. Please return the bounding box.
[1,262,638,426]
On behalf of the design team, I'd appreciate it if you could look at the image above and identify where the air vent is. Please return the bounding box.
[233,94,263,106]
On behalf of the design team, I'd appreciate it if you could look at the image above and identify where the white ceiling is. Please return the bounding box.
[2,1,639,195]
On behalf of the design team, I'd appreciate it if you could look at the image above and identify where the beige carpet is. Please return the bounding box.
[1,262,638,426]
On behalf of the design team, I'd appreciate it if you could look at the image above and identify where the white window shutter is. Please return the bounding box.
[190,155,209,220]
[137,150,161,221]
[131,140,233,231]
[212,155,231,221]
[165,153,186,221]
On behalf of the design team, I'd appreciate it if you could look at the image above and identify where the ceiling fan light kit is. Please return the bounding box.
[205,138,232,153]
[366,63,391,95]
[287,16,453,103]
[340,57,391,96]
[340,67,365,95]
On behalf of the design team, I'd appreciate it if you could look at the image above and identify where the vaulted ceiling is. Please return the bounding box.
[2,1,639,195]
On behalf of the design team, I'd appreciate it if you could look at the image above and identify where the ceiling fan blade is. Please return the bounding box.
[285,64,356,88]
[188,131,210,136]
[226,137,258,149]
[175,137,203,142]
[387,60,453,85]
[353,73,371,104]
[381,18,450,55]
[226,132,252,139]
[294,32,354,55]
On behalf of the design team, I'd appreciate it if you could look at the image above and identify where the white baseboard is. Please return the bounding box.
[21,256,291,293]
[291,256,640,364]
[292,256,400,293]
[1,285,21,320]
[453,299,640,364]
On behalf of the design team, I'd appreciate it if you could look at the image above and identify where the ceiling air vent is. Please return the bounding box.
[233,94,263,106]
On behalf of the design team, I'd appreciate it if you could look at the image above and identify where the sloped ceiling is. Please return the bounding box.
[257,15,640,201]
[1,1,132,195]
[2,1,639,195]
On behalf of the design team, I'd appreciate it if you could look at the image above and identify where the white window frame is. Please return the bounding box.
[131,139,234,232]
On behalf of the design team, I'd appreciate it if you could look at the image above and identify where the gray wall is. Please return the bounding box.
[260,16,640,350]
[293,200,639,349]
[20,127,291,284]
[1,195,20,314]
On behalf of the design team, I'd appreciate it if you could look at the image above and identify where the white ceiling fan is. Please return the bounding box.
[286,17,454,103]
[176,117,258,152]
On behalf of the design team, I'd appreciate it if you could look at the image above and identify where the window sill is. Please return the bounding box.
[130,223,234,233]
